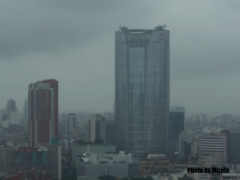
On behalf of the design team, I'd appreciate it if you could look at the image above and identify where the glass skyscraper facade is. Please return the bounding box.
[115,26,170,157]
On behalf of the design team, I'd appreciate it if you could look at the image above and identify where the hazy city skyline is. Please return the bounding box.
[1,1,240,117]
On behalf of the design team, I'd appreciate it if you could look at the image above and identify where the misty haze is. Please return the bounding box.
[1,1,240,180]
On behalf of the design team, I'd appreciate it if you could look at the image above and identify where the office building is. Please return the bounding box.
[198,133,227,167]
[178,131,185,157]
[7,99,16,120]
[76,151,139,178]
[0,109,7,125]
[169,111,184,152]
[67,113,76,139]
[221,130,240,164]
[88,114,116,145]
[0,145,14,175]
[28,79,58,147]
[191,140,199,157]
[102,120,116,145]
[115,26,170,157]
[228,131,240,164]
[139,158,174,176]
[88,114,105,142]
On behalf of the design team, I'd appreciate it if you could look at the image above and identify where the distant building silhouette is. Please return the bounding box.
[103,120,116,145]
[24,99,28,125]
[221,129,240,164]
[103,113,114,121]
[7,99,16,120]
[198,133,227,167]
[191,113,207,122]
[88,114,105,142]
[169,109,184,153]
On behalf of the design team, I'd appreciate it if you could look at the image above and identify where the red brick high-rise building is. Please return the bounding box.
[28,79,58,147]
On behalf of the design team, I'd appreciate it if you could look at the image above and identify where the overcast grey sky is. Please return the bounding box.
[1,0,240,117]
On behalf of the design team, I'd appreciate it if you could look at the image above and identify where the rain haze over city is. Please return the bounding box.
[1,0,240,117]
[1,1,240,180]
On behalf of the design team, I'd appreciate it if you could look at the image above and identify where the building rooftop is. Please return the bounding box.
[118,25,167,33]
[16,146,48,152]
[77,151,133,164]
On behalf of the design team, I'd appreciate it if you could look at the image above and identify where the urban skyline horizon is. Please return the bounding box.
[1,87,239,119]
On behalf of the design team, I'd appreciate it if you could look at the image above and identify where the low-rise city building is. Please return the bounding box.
[72,143,116,166]
[76,151,139,178]
[0,145,14,176]
[8,146,51,179]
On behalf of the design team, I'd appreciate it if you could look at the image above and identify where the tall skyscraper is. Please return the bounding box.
[115,26,170,157]
[28,79,58,147]
[7,99,16,120]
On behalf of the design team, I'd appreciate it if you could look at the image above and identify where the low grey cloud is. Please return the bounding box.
[0,1,129,59]
[1,0,240,116]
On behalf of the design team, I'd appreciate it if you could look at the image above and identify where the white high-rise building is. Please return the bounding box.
[198,133,227,167]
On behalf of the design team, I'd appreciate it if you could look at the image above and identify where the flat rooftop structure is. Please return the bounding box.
[16,146,48,152]
[76,152,139,178]
[72,144,116,166]
[147,154,166,159]
[78,151,132,164]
